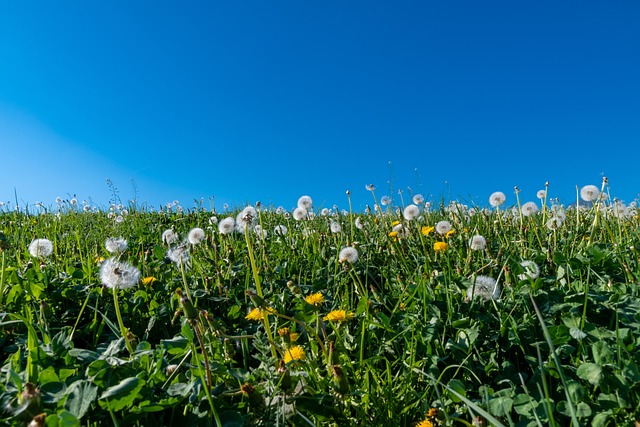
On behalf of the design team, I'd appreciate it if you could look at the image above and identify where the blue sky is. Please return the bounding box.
[1,1,639,212]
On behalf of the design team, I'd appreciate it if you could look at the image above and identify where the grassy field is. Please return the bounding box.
[1,187,639,426]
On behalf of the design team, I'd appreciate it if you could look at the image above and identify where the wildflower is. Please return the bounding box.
[421,226,434,235]
[293,207,308,221]
[466,275,500,301]
[218,217,236,234]
[167,245,190,268]
[435,221,452,235]
[365,184,376,191]
[105,237,128,254]
[518,260,540,280]
[100,258,140,290]
[245,308,264,321]
[388,231,399,238]
[208,216,218,225]
[380,196,392,206]
[297,195,313,210]
[236,206,257,231]
[521,201,539,217]
[28,238,53,258]
[537,189,547,199]
[320,208,330,216]
[433,241,448,252]
[546,217,563,230]
[187,227,205,244]
[403,204,420,221]
[283,345,306,365]
[391,220,401,227]
[142,276,157,286]
[416,419,434,427]
[339,246,359,264]
[489,191,506,208]
[330,222,342,233]
[580,184,600,202]
[323,310,354,323]
[254,225,267,239]
[355,217,364,229]
[305,292,325,306]
[413,194,425,205]
[274,225,288,236]
[469,235,487,251]
[445,230,455,238]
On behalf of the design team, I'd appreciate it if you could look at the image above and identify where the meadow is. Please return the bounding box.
[1,183,639,426]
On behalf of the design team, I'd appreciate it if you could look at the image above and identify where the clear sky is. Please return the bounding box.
[1,1,639,212]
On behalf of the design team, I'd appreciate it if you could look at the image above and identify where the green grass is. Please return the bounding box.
[1,194,639,426]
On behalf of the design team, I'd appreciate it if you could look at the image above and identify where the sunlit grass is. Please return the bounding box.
[1,183,639,426]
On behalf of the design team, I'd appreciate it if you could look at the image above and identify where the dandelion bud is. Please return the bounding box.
[176,289,198,320]
[277,360,292,392]
[240,383,264,409]
[331,365,349,395]
[223,338,236,362]
[28,413,46,427]
[246,290,266,308]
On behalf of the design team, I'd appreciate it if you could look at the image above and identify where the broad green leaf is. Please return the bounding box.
[488,396,513,417]
[65,380,98,419]
[44,410,80,427]
[576,362,602,385]
[447,379,466,403]
[99,377,144,411]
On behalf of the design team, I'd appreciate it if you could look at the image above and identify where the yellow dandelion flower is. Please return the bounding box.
[245,308,268,321]
[283,345,306,364]
[141,276,157,286]
[391,220,401,227]
[289,332,300,342]
[388,231,399,237]
[323,309,354,323]
[445,230,455,238]
[433,241,448,252]
[421,226,434,235]
[427,408,438,418]
[304,292,325,306]
[416,419,434,427]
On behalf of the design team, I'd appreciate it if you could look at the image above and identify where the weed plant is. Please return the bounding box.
[1,186,639,426]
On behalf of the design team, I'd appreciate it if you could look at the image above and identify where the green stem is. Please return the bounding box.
[244,227,278,360]
[112,287,135,355]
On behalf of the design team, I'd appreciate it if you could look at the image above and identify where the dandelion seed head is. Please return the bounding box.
[293,207,308,221]
[339,246,359,264]
[28,238,53,258]
[435,221,452,235]
[467,275,500,301]
[100,258,140,290]
[489,191,506,208]
[297,195,313,210]
[412,194,425,205]
[380,196,392,206]
[469,235,487,251]
[580,184,600,202]
[218,217,236,235]
[162,229,179,245]
[167,245,190,268]
[188,227,206,245]
[521,201,539,217]
[274,225,288,236]
[403,204,420,221]
[537,190,547,200]
[105,237,128,254]
[330,222,342,233]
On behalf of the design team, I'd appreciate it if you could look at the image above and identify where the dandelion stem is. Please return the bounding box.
[244,227,278,360]
[112,287,135,355]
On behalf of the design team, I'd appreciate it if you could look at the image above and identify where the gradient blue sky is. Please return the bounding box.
[1,1,639,212]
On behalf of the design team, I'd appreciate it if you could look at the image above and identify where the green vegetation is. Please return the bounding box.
[1,190,639,426]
